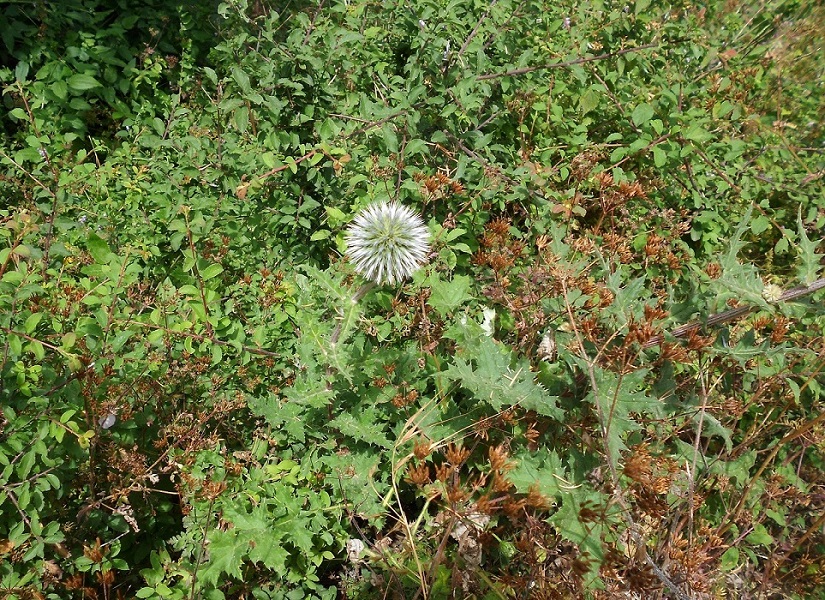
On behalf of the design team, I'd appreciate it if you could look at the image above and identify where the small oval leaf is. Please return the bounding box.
[67,73,102,92]
[631,103,654,127]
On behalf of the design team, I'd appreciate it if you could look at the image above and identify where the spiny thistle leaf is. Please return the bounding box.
[716,206,772,311]
[444,336,562,419]
[509,448,567,499]
[427,273,472,314]
[588,368,660,470]
[796,207,823,286]
[328,409,392,449]
[199,530,246,587]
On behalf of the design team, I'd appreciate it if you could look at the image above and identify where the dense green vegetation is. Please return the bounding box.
[1,0,824,598]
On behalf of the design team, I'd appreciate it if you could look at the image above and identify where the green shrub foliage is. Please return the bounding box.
[1,0,823,597]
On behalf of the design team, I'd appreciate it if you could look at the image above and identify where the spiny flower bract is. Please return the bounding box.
[345,201,430,285]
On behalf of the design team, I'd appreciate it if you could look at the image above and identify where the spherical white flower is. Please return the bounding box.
[345,201,430,285]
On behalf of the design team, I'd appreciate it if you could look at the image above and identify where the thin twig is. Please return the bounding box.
[692,144,740,192]
[127,320,280,357]
[447,131,553,204]
[720,355,825,537]
[0,149,56,199]
[302,0,326,46]
[456,0,498,60]
[560,279,692,600]
[257,149,318,181]
[477,43,660,80]
[1,326,63,353]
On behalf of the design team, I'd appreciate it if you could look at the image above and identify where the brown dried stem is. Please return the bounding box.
[644,277,825,349]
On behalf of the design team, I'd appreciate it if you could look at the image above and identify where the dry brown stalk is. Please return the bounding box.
[643,277,825,349]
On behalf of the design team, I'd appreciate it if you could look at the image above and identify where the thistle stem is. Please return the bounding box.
[352,281,377,303]
[330,281,376,348]
[326,281,377,417]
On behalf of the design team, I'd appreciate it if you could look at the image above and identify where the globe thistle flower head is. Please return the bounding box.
[345,201,430,285]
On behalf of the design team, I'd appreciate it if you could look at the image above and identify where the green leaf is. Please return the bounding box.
[329,408,391,448]
[720,547,739,570]
[201,263,224,281]
[110,330,134,353]
[52,80,68,100]
[231,66,251,95]
[745,523,774,547]
[381,123,398,154]
[631,103,654,127]
[320,449,387,524]
[233,105,249,133]
[247,535,288,572]
[67,73,102,92]
[203,67,218,85]
[766,508,787,527]
[325,205,347,225]
[712,100,734,119]
[711,450,756,486]
[427,274,471,314]
[24,312,42,334]
[444,335,561,419]
[604,273,647,328]
[750,214,771,235]
[695,410,732,453]
[579,89,600,115]
[17,451,35,480]
[318,118,338,140]
[796,207,823,285]
[684,124,712,143]
[28,340,45,360]
[8,521,27,545]
[87,233,113,263]
[148,329,166,344]
[588,368,659,469]
[653,146,666,167]
[199,530,247,587]
[716,207,772,310]
[509,449,566,499]
[405,138,429,156]
[251,395,310,442]
[14,61,30,82]
[549,490,607,584]
[211,343,223,364]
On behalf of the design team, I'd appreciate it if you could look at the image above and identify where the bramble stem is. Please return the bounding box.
[644,277,825,348]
